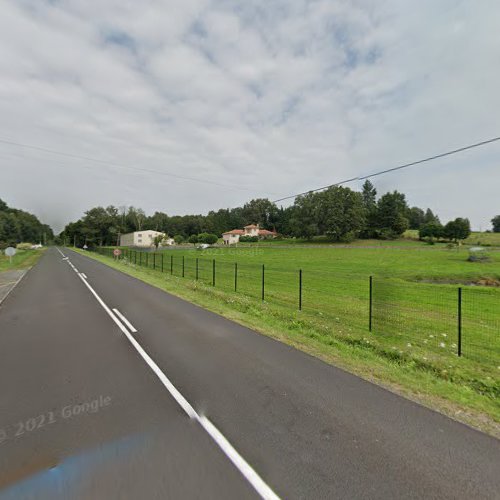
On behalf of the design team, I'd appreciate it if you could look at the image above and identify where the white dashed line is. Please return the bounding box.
[112,308,138,333]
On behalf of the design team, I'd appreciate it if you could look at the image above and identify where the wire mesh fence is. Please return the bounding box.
[95,247,499,371]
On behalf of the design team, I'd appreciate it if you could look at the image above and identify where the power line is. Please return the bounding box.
[0,138,254,191]
[272,136,500,203]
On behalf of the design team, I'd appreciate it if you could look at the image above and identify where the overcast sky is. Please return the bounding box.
[1,0,499,233]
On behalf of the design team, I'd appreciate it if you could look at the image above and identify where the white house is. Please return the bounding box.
[243,224,259,237]
[222,224,277,245]
[120,230,173,248]
[222,229,244,245]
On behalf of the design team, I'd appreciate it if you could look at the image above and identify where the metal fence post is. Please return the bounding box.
[369,275,373,332]
[134,251,137,265]
[161,254,164,273]
[458,287,462,357]
[234,262,238,292]
[196,258,199,280]
[153,253,156,270]
[212,259,215,286]
[139,252,142,266]
[182,256,185,278]
[262,264,265,301]
[146,252,148,268]
[170,255,173,275]
[299,269,302,311]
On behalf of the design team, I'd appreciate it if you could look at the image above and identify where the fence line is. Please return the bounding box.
[94,247,499,370]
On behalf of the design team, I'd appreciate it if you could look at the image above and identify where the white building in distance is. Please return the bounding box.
[120,230,174,248]
[222,224,277,245]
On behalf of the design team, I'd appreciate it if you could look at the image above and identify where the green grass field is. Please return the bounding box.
[0,249,44,273]
[404,229,500,247]
[90,239,499,432]
[107,241,500,377]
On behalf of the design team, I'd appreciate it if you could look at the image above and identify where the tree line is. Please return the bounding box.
[59,181,488,247]
[0,198,54,249]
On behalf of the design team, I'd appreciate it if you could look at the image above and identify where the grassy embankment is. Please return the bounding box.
[76,240,500,436]
[0,249,45,273]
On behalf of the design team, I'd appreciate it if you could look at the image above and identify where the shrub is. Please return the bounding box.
[239,235,258,243]
[204,234,218,245]
[16,242,33,250]
[419,222,443,241]
[197,233,218,245]
[0,241,16,250]
[173,234,184,244]
[376,228,400,240]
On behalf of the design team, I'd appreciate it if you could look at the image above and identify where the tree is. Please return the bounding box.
[491,215,500,233]
[0,203,52,245]
[419,222,443,242]
[197,233,218,245]
[375,191,409,238]
[63,220,85,247]
[148,211,170,232]
[204,234,218,245]
[0,212,19,245]
[153,234,165,249]
[241,198,279,229]
[188,234,199,245]
[361,180,377,211]
[80,206,117,246]
[288,192,319,239]
[443,218,471,243]
[360,180,378,238]
[126,207,146,231]
[173,234,184,244]
[424,208,440,225]
[317,186,365,241]
[408,207,426,230]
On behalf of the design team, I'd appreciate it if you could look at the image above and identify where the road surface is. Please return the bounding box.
[0,248,498,499]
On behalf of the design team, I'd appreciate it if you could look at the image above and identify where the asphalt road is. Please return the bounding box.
[0,248,498,499]
[0,270,26,304]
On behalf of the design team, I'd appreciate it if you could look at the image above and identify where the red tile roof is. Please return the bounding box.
[223,229,244,235]
[244,224,258,228]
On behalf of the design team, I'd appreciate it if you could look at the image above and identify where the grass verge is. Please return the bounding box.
[74,249,500,438]
[0,249,45,273]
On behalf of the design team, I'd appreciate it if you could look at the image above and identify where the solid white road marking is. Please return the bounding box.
[112,308,138,333]
[198,416,280,500]
[118,320,198,419]
[67,249,280,499]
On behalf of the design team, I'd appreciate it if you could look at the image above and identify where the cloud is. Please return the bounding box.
[0,0,499,232]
